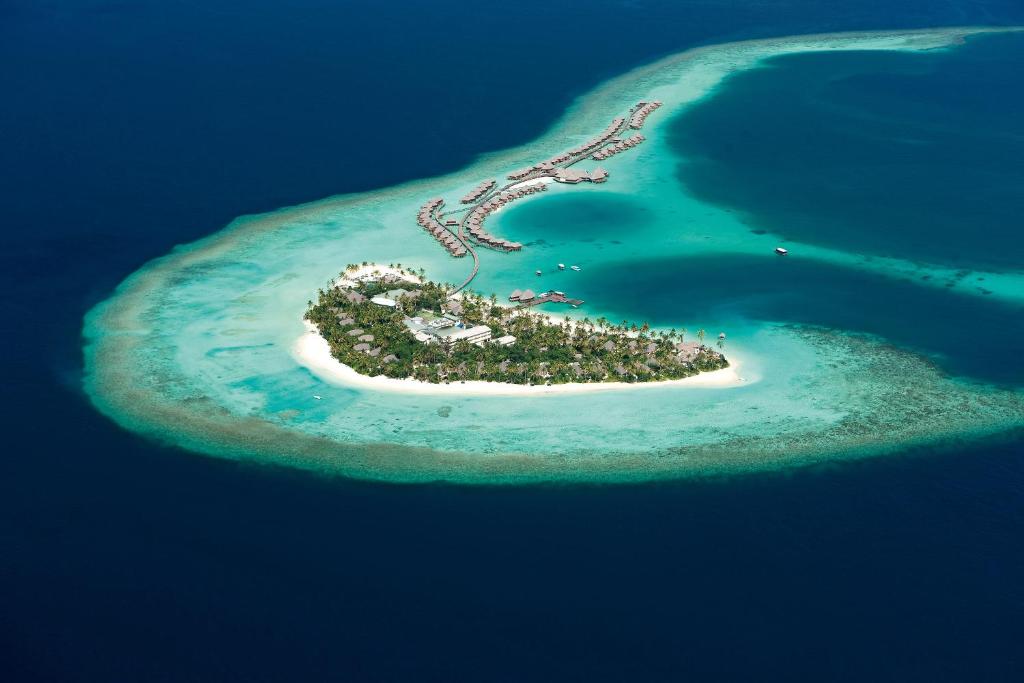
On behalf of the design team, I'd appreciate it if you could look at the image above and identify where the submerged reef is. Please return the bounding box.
[83,27,1024,483]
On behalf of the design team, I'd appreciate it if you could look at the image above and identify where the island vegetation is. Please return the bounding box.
[305,264,728,385]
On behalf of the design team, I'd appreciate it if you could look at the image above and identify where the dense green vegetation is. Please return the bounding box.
[305,265,728,385]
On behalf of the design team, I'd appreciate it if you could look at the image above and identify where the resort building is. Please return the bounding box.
[553,167,609,184]
[553,168,588,184]
[416,197,468,258]
[431,324,493,347]
[460,179,497,204]
[628,100,662,129]
[592,134,645,160]
[495,335,516,346]
[505,115,627,181]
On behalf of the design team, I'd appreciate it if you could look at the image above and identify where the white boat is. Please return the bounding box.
[775,247,788,255]
[535,270,542,276]
[313,395,322,400]
[570,265,581,271]
[558,263,565,270]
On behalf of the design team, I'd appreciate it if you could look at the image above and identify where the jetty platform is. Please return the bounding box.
[509,289,584,308]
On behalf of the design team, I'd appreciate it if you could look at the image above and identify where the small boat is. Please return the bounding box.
[718,333,726,340]
[775,247,788,255]
[314,395,322,400]
[558,263,566,270]
[535,270,542,276]
[570,265,581,271]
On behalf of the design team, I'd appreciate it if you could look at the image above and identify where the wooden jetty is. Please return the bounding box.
[509,289,584,308]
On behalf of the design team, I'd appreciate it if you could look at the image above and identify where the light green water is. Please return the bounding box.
[83,27,1024,483]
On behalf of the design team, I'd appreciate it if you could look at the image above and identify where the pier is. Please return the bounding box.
[416,198,469,258]
[628,100,662,129]
[506,115,628,182]
[460,179,496,204]
[420,99,663,294]
[509,289,584,308]
[592,133,645,161]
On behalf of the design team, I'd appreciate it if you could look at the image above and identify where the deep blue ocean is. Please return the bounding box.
[3,1,1023,681]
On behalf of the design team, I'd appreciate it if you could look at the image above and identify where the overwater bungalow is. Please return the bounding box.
[629,100,662,129]
[460,179,496,203]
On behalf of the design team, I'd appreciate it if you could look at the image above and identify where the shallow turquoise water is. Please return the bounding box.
[499,192,656,245]
[82,28,1024,482]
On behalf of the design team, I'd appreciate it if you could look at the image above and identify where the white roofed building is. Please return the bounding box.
[432,324,493,347]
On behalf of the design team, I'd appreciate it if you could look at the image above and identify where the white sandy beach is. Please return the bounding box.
[293,321,747,396]
[334,264,422,289]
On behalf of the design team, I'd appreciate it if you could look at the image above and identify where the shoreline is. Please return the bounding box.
[334,263,423,288]
[294,322,747,395]
[80,26,1024,483]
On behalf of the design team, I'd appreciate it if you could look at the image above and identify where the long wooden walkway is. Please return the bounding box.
[439,101,653,296]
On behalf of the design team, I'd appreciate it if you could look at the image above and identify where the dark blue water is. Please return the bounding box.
[3,2,1024,680]
[579,254,1024,385]
[669,32,1024,270]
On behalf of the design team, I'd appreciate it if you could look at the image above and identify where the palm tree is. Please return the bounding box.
[697,329,706,344]
[716,339,725,350]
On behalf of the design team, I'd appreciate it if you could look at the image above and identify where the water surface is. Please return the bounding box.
[668,32,1024,269]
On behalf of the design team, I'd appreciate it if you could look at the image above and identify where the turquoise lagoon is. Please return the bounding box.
[83,28,1024,483]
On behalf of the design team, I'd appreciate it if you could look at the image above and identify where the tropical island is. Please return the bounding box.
[305,264,728,386]
[81,27,1024,483]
